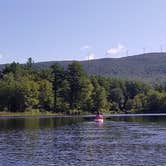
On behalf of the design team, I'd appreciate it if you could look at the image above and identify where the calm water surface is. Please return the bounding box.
[0,115,166,166]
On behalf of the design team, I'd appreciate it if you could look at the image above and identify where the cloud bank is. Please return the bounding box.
[85,53,96,60]
[106,44,125,58]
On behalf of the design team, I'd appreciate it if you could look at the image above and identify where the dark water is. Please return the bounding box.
[0,115,166,166]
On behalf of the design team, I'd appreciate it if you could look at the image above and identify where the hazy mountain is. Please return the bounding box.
[1,52,166,82]
[33,52,166,82]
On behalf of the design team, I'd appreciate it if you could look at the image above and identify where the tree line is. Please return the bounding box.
[0,58,166,114]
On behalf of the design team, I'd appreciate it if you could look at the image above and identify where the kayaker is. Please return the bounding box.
[95,112,104,122]
[95,112,103,119]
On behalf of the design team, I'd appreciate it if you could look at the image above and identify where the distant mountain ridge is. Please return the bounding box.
[33,52,166,82]
[1,52,166,82]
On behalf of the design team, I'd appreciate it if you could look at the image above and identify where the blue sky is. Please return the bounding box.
[0,0,166,64]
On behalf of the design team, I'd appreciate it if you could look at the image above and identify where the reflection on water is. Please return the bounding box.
[0,116,166,166]
[0,117,84,130]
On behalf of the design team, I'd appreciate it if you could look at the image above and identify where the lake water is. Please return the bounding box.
[0,115,166,166]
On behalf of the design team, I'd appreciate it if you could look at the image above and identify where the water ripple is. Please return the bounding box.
[0,117,166,166]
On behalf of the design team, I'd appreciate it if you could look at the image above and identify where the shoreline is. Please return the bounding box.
[0,112,166,118]
[0,112,59,118]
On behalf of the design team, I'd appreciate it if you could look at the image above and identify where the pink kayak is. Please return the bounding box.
[95,115,104,122]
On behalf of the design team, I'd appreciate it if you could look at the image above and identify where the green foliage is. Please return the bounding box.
[38,79,54,111]
[67,61,87,110]
[132,93,148,112]
[51,63,65,112]
[154,82,166,92]
[91,77,109,113]
[20,77,39,109]
[109,88,125,112]
[145,90,166,113]
[38,68,52,81]
[0,58,166,114]
[0,73,24,112]
[26,57,34,68]
[125,81,149,99]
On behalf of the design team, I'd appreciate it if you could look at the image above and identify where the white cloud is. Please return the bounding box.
[80,45,92,50]
[85,53,96,60]
[106,44,125,57]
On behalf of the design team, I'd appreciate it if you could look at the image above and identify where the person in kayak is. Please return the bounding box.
[95,112,103,120]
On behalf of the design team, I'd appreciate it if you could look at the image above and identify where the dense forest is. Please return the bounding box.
[0,58,166,114]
